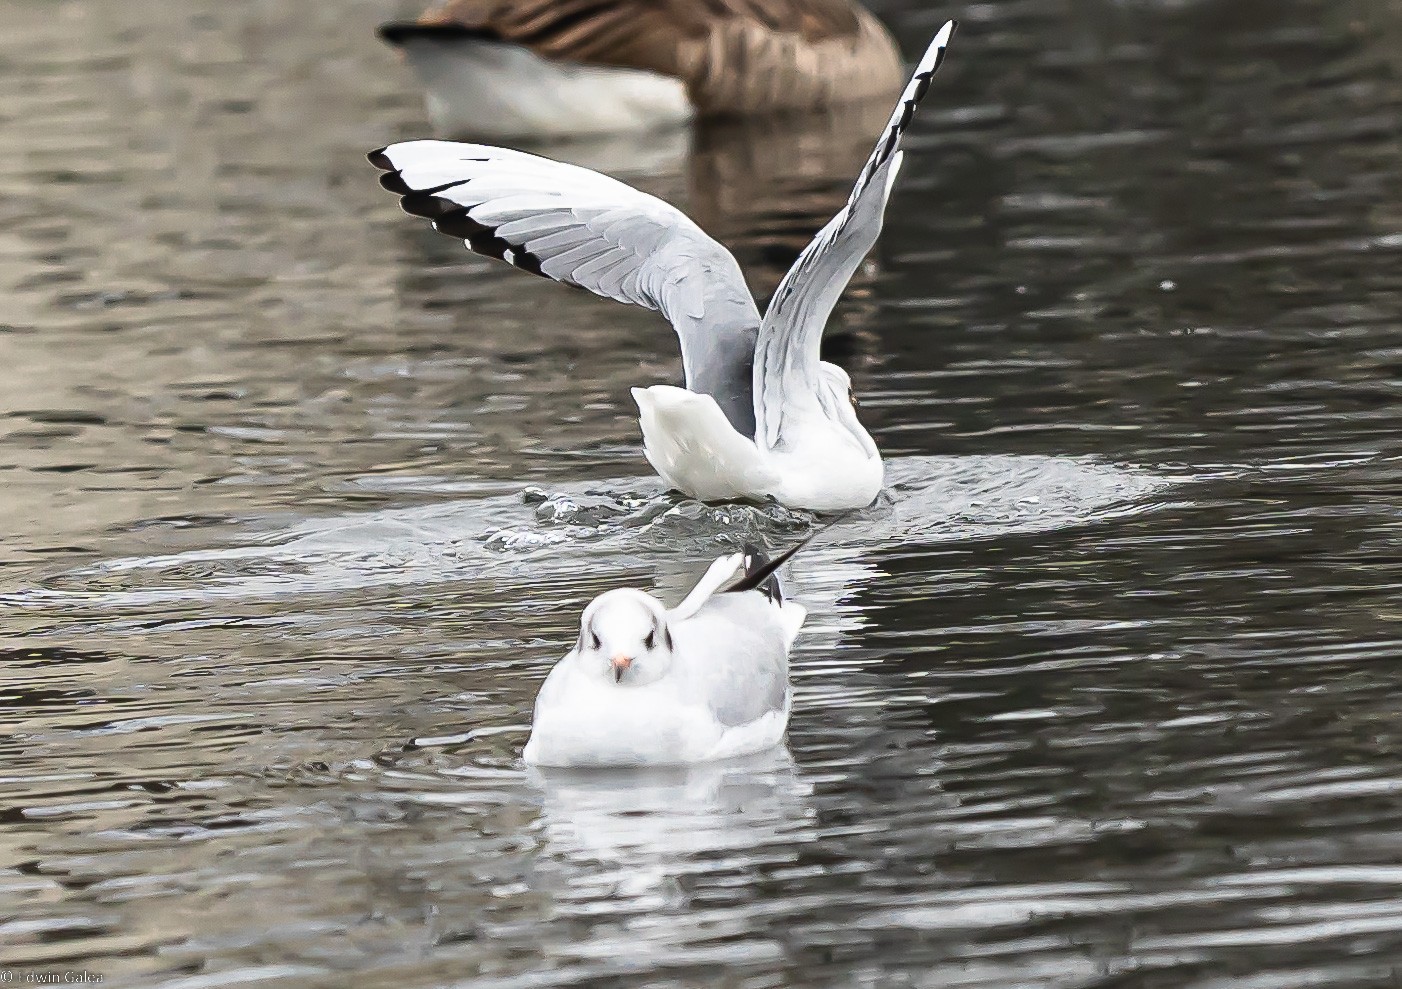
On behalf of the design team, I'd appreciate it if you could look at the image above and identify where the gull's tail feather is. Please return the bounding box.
[730,541,809,648]
[633,386,772,496]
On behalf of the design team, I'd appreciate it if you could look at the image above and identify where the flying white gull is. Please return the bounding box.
[523,536,812,767]
[376,0,905,140]
[370,20,957,511]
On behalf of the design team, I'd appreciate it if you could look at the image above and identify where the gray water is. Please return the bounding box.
[3,0,1402,985]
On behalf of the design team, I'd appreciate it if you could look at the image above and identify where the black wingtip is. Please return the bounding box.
[724,534,814,597]
[401,191,458,220]
[367,147,393,171]
[739,544,784,603]
[722,512,857,597]
[377,170,410,194]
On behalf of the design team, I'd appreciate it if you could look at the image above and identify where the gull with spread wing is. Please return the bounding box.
[523,538,811,767]
[370,20,956,511]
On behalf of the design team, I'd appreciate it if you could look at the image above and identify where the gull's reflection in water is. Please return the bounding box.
[527,749,814,903]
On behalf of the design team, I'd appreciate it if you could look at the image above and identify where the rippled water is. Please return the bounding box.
[3,0,1402,985]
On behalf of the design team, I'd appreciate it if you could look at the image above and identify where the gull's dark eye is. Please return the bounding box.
[644,630,657,650]
[590,632,601,650]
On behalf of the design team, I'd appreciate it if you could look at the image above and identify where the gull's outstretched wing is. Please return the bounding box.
[753,20,956,449]
[370,141,762,437]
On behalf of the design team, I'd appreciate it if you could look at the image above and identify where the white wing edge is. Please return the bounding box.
[848,20,955,205]
[669,553,745,622]
[754,19,957,449]
[778,601,807,649]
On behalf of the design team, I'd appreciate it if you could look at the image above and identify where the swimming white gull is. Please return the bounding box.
[522,537,813,768]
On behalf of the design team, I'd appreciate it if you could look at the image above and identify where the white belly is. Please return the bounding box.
[769,445,884,512]
[399,38,693,139]
[524,698,780,769]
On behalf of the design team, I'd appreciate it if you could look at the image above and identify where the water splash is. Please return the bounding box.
[10,455,1176,611]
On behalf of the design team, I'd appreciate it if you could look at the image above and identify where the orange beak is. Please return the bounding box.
[611,653,632,682]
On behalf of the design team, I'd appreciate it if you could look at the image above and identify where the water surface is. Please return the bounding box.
[3,0,1402,985]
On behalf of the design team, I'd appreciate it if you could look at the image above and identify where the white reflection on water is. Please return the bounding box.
[530,749,813,868]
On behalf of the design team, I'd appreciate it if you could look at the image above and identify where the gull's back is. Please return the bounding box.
[671,591,804,730]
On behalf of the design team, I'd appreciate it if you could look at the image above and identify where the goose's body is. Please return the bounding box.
[379,0,904,139]
[381,27,690,139]
[369,22,957,511]
[524,547,808,768]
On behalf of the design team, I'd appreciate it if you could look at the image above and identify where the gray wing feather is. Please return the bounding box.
[371,141,761,437]
[753,21,956,449]
[674,594,790,728]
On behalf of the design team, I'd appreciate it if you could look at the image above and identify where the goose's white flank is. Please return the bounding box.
[378,0,906,139]
[370,20,957,511]
[523,540,810,768]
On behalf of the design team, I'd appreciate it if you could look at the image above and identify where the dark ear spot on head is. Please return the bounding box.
[664,628,674,651]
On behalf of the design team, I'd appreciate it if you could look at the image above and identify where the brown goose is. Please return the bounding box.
[378,0,906,139]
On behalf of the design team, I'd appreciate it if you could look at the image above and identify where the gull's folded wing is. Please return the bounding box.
[371,141,762,436]
[753,20,956,449]
[669,553,744,622]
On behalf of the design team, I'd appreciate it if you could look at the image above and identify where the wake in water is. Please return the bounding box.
[8,454,1177,610]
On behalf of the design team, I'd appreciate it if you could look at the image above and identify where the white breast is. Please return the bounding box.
[524,671,727,768]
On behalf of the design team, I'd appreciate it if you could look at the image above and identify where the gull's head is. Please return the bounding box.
[817,362,878,460]
[576,589,675,686]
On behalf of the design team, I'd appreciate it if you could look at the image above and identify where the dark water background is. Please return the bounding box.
[3,0,1402,985]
